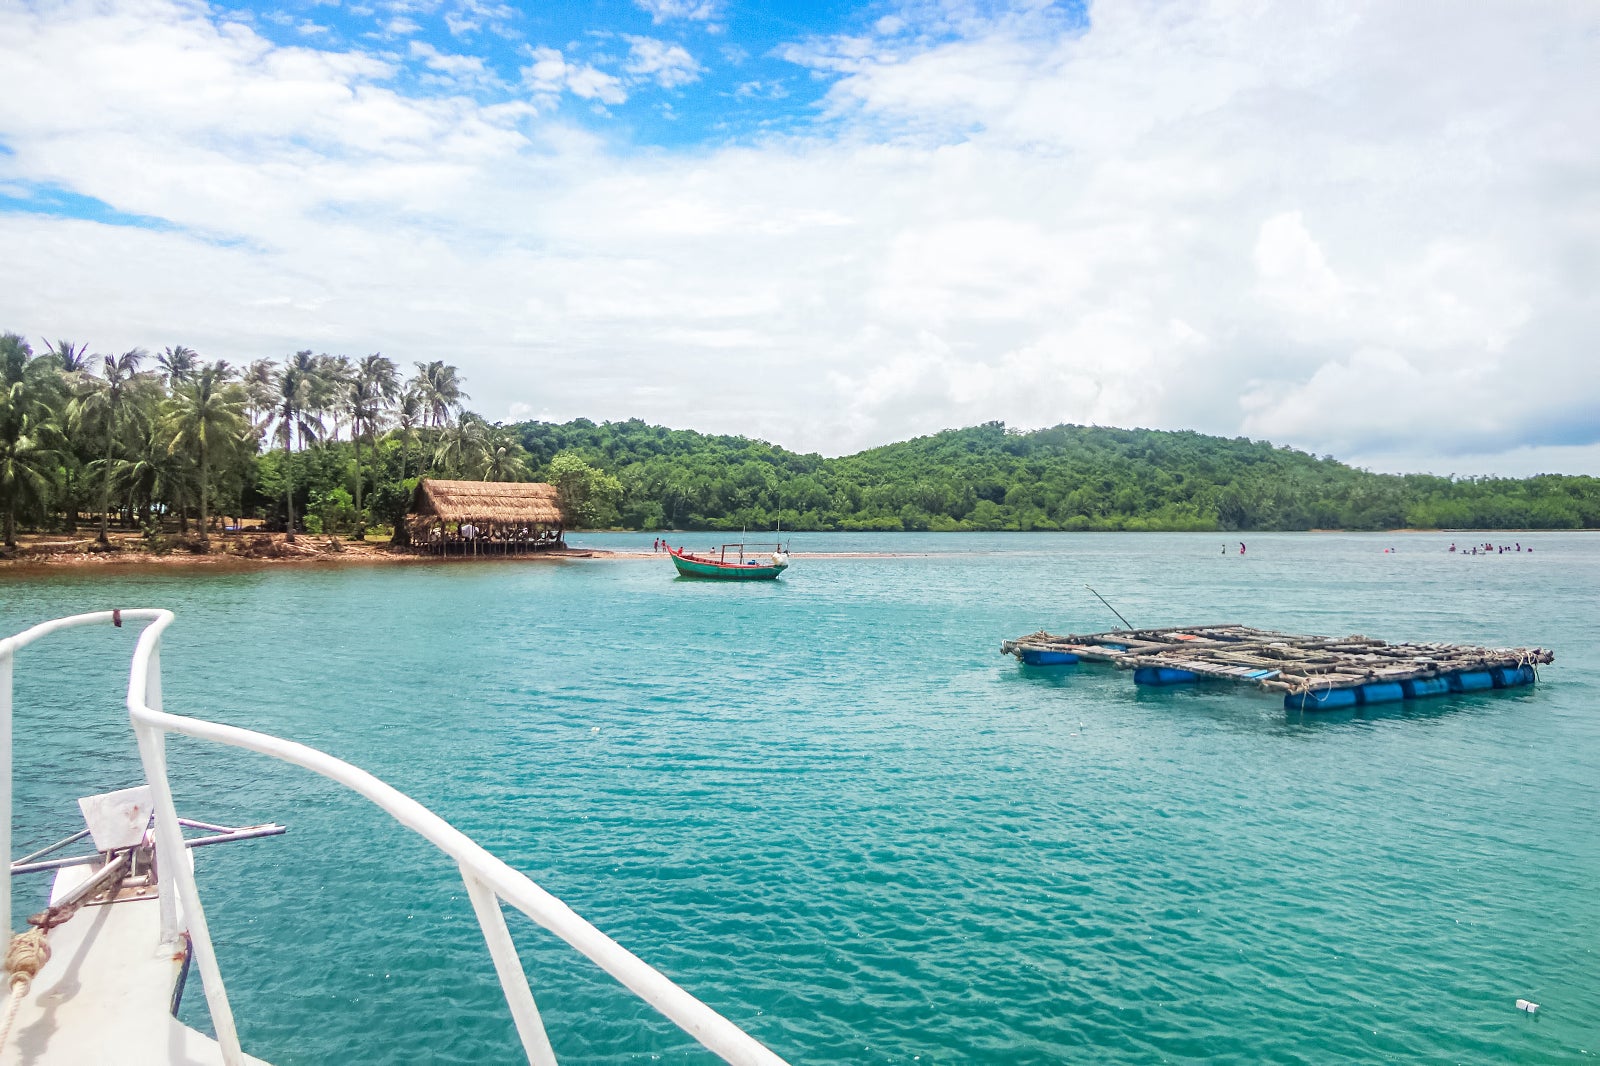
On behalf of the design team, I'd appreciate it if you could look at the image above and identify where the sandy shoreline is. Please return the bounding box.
[0,534,593,573]
[0,536,929,576]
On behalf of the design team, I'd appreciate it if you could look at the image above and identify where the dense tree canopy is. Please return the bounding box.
[516,417,1600,532]
[2,324,1596,545]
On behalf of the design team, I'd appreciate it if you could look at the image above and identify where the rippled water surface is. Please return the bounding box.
[3,532,1596,1064]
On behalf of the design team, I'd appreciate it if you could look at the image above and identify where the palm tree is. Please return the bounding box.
[314,354,353,442]
[395,387,423,479]
[38,340,91,529]
[70,348,147,545]
[411,360,468,428]
[242,358,277,425]
[166,361,248,546]
[433,413,490,478]
[259,351,323,543]
[156,345,198,389]
[113,406,179,535]
[483,424,531,481]
[0,334,66,548]
[41,339,91,377]
[348,353,398,528]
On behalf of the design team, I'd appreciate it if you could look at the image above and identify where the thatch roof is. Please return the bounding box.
[412,479,563,525]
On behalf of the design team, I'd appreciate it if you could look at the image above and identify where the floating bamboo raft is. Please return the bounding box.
[1000,624,1554,710]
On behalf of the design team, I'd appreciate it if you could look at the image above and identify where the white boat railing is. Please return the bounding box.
[1,610,789,1066]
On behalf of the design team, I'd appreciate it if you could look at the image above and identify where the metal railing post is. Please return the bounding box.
[462,868,560,1066]
[144,643,162,721]
[141,645,180,945]
[132,656,245,1066]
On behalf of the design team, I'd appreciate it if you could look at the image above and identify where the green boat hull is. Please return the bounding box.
[670,552,788,580]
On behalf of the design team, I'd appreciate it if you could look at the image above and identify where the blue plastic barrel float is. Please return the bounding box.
[1447,670,1496,692]
[1358,681,1405,704]
[1401,677,1452,699]
[1284,686,1359,710]
[1134,666,1201,686]
[1020,648,1078,666]
[1492,664,1536,687]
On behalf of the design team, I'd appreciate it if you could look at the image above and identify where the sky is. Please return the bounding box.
[1,0,1597,476]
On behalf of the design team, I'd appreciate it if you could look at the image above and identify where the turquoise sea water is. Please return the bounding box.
[2,532,1596,1064]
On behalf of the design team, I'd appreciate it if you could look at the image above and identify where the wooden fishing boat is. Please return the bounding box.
[670,542,789,580]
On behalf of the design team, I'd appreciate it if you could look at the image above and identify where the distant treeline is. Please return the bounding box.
[4,327,1595,544]
[518,418,1600,532]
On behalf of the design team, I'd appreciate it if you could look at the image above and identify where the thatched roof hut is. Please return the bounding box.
[411,480,563,526]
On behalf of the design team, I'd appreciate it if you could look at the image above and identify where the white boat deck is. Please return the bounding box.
[0,866,268,1066]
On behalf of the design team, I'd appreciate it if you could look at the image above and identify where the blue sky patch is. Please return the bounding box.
[198,0,906,148]
[0,183,180,232]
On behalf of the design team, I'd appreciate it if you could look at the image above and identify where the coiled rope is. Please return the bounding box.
[0,929,51,1051]
[0,853,129,1053]
[1291,675,1338,712]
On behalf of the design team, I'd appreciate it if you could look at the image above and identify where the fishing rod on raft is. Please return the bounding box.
[1085,585,1134,630]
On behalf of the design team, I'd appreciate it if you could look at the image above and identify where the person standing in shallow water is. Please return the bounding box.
[1239,542,1246,555]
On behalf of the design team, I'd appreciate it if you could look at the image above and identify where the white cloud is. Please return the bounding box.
[521,45,626,105]
[2,0,1598,475]
[623,36,701,89]
[409,40,495,89]
[1253,211,1344,321]
[734,79,788,100]
[440,0,517,37]
[633,0,717,24]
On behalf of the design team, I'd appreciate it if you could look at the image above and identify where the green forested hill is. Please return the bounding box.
[4,321,1591,543]
[516,418,1600,532]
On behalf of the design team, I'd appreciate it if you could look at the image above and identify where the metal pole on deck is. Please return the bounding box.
[1085,585,1134,630]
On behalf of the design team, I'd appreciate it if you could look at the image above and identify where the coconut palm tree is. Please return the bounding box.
[122,375,171,530]
[313,354,353,442]
[0,334,66,548]
[433,413,490,478]
[156,345,198,389]
[38,340,91,529]
[41,339,91,377]
[348,353,398,528]
[395,386,423,479]
[482,423,531,482]
[70,348,147,545]
[242,358,277,425]
[113,405,179,535]
[259,351,323,543]
[166,361,248,546]
[411,360,468,428]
